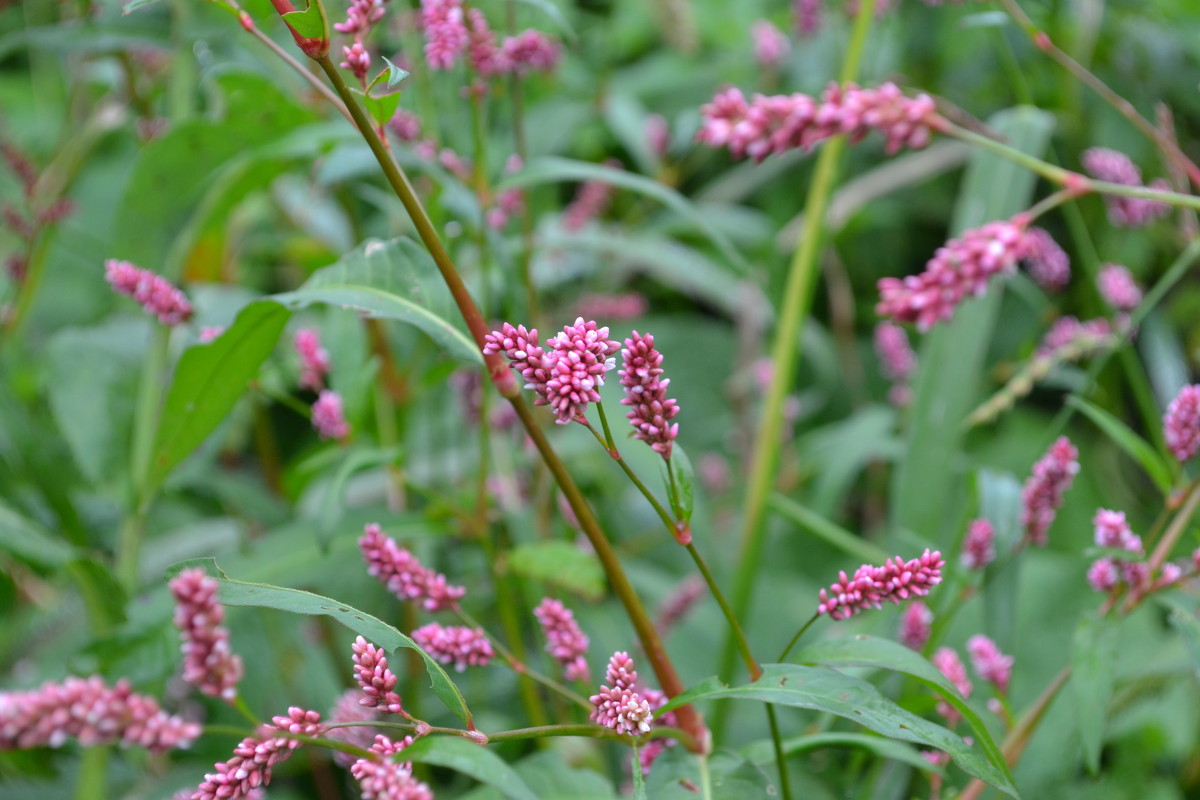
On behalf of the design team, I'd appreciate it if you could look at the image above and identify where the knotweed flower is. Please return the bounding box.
[294,328,331,390]
[387,109,422,142]
[1087,557,1120,592]
[655,574,706,635]
[169,568,244,702]
[352,636,406,715]
[874,322,915,382]
[816,549,944,620]
[966,635,1013,693]
[876,218,1030,331]
[0,676,200,752]
[359,523,465,610]
[1097,264,1141,311]
[326,689,380,768]
[420,0,468,70]
[466,9,507,76]
[335,0,385,36]
[484,322,551,398]
[1093,509,1142,552]
[341,41,371,83]
[1082,147,1171,227]
[199,326,224,342]
[619,331,680,459]
[351,735,432,800]
[1164,385,1200,462]
[751,20,789,67]
[500,29,561,73]
[1019,436,1079,546]
[635,686,678,774]
[312,390,351,440]
[960,518,996,570]
[1022,227,1071,291]
[534,598,590,682]
[563,163,620,230]
[898,600,933,650]
[1036,316,1113,357]
[794,0,822,36]
[190,708,323,800]
[104,259,193,325]
[645,114,671,156]
[932,647,971,724]
[590,652,654,735]
[576,292,649,321]
[412,624,495,671]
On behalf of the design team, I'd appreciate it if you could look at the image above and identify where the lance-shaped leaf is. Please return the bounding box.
[401,736,537,800]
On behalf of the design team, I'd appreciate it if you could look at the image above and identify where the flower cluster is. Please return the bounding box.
[876,218,1030,331]
[326,689,381,768]
[1086,508,1159,594]
[635,686,678,774]
[1081,147,1171,228]
[294,328,331,390]
[104,259,193,325]
[1164,385,1200,462]
[898,601,933,650]
[562,162,621,230]
[619,332,680,459]
[352,636,406,715]
[816,549,944,621]
[932,647,972,724]
[0,676,200,752]
[794,0,821,36]
[169,568,244,702]
[959,518,996,571]
[359,523,466,610]
[312,389,351,440]
[1036,316,1113,357]
[412,624,495,672]
[190,708,324,800]
[533,598,591,682]
[420,0,469,70]
[751,20,789,67]
[423,0,558,75]
[350,735,433,800]
[1022,227,1071,291]
[1019,436,1079,546]
[966,635,1013,693]
[590,652,654,735]
[874,322,916,406]
[1097,263,1142,312]
[697,82,939,161]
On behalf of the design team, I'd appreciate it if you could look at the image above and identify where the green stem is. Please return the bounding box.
[73,746,108,800]
[778,612,820,662]
[764,705,791,800]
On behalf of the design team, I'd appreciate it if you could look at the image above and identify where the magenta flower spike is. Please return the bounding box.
[1037,316,1113,357]
[352,636,406,715]
[1164,385,1200,462]
[335,0,385,36]
[294,328,332,390]
[1022,227,1071,291]
[931,646,972,725]
[794,0,822,36]
[359,523,465,610]
[104,259,193,325]
[466,8,506,76]
[619,331,680,459]
[533,598,591,682]
[960,518,996,571]
[751,20,789,67]
[420,0,469,70]
[411,623,495,671]
[898,600,933,650]
[168,568,244,702]
[873,322,916,383]
[351,735,433,800]
[966,635,1013,693]
[1087,557,1120,592]
[312,389,351,440]
[815,549,944,621]
[1097,263,1142,311]
[1082,147,1171,228]
[562,164,620,230]
[876,217,1031,331]
[190,708,323,800]
[0,675,200,752]
[500,29,561,73]
[1092,508,1142,552]
[590,651,654,735]
[1018,436,1079,546]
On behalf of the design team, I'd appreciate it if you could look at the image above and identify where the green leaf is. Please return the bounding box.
[489,0,576,40]
[377,57,410,91]
[355,88,403,130]
[1159,595,1200,673]
[1072,615,1119,775]
[497,157,750,275]
[663,446,694,524]
[460,751,616,800]
[977,468,1023,650]
[768,494,890,565]
[213,566,474,725]
[0,501,76,569]
[657,663,1018,798]
[631,742,649,800]
[271,238,481,364]
[794,636,1014,793]
[122,0,165,11]
[741,731,943,774]
[506,541,604,601]
[144,301,290,498]
[282,0,329,39]
[400,736,537,800]
[318,447,402,545]
[1066,396,1173,494]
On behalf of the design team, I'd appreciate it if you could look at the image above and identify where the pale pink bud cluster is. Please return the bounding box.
[335,0,385,36]
[533,598,590,682]
[576,292,649,321]
[352,636,406,715]
[960,518,996,570]
[898,600,933,650]
[655,574,706,635]
[190,708,323,800]
[104,259,193,325]
[199,326,224,342]
[411,623,495,671]
[563,161,621,230]
[1087,508,1152,593]
[932,647,972,724]
[1097,263,1141,311]
[341,41,371,83]
[1165,385,1200,462]
[500,29,561,74]
[697,82,938,162]
[751,20,789,67]
[388,109,423,142]
[1093,508,1141,551]
[359,523,465,610]
[1081,147,1171,227]
[645,114,671,156]
[966,635,1013,693]
[874,322,916,406]
[1022,227,1071,291]
[351,735,433,800]
[485,187,525,231]
[876,218,1030,331]
[619,331,680,459]
[420,0,468,70]
[294,328,331,390]
[794,0,822,36]
[590,652,654,735]
[169,568,244,702]
[326,689,381,768]
[0,676,200,752]
[466,9,506,76]
[816,549,944,620]
[438,5,558,76]
[1036,316,1112,357]
[312,389,351,440]
[1019,436,1079,546]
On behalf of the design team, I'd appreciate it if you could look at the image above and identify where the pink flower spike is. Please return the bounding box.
[898,600,933,650]
[1087,558,1120,592]
[190,708,323,800]
[326,689,381,768]
[876,218,1031,331]
[1019,436,1079,546]
[351,735,432,800]
[563,162,621,230]
[1164,385,1200,462]
[1036,316,1112,357]
[312,389,351,440]
[341,41,371,83]
[816,549,944,621]
[352,636,406,715]
[169,568,244,702]
[590,652,654,735]
[500,29,561,74]
[411,624,495,671]
[104,259,193,326]
[335,0,385,37]
[359,523,465,610]
[1092,508,1142,553]
[1022,227,1071,291]
[1082,147,1171,228]
[794,0,822,36]
[534,598,591,682]
[931,647,971,725]
[874,322,916,383]
[1097,263,1142,311]
[420,0,469,70]
[960,518,996,571]
[645,114,671,156]
[751,20,789,68]
[294,328,331,390]
[619,331,680,459]
[542,317,620,424]
[466,9,508,76]
[966,635,1013,693]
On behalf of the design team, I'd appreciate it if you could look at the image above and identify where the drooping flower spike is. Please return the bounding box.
[189,708,324,800]
[412,623,495,671]
[1081,147,1171,228]
[1164,385,1200,462]
[104,259,193,325]
[534,598,591,682]
[169,568,244,702]
[359,523,465,611]
[619,331,680,459]
[816,549,944,620]
[1019,436,1079,546]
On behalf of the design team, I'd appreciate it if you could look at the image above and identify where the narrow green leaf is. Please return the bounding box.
[0,502,76,569]
[213,567,474,725]
[977,468,1023,651]
[663,446,694,524]
[794,635,1014,792]
[1159,595,1200,672]
[282,0,328,39]
[741,732,943,774]
[400,736,537,800]
[490,0,576,40]
[318,447,402,545]
[657,663,1018,798]
[631,743,649,800]
[768,494,890,564]
[144,301,290,498]
[122,0,164,11]
[272,238,481,364]
[1071,615,1119,775]
[1066,396,1173,494]
[506,541,604,601]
